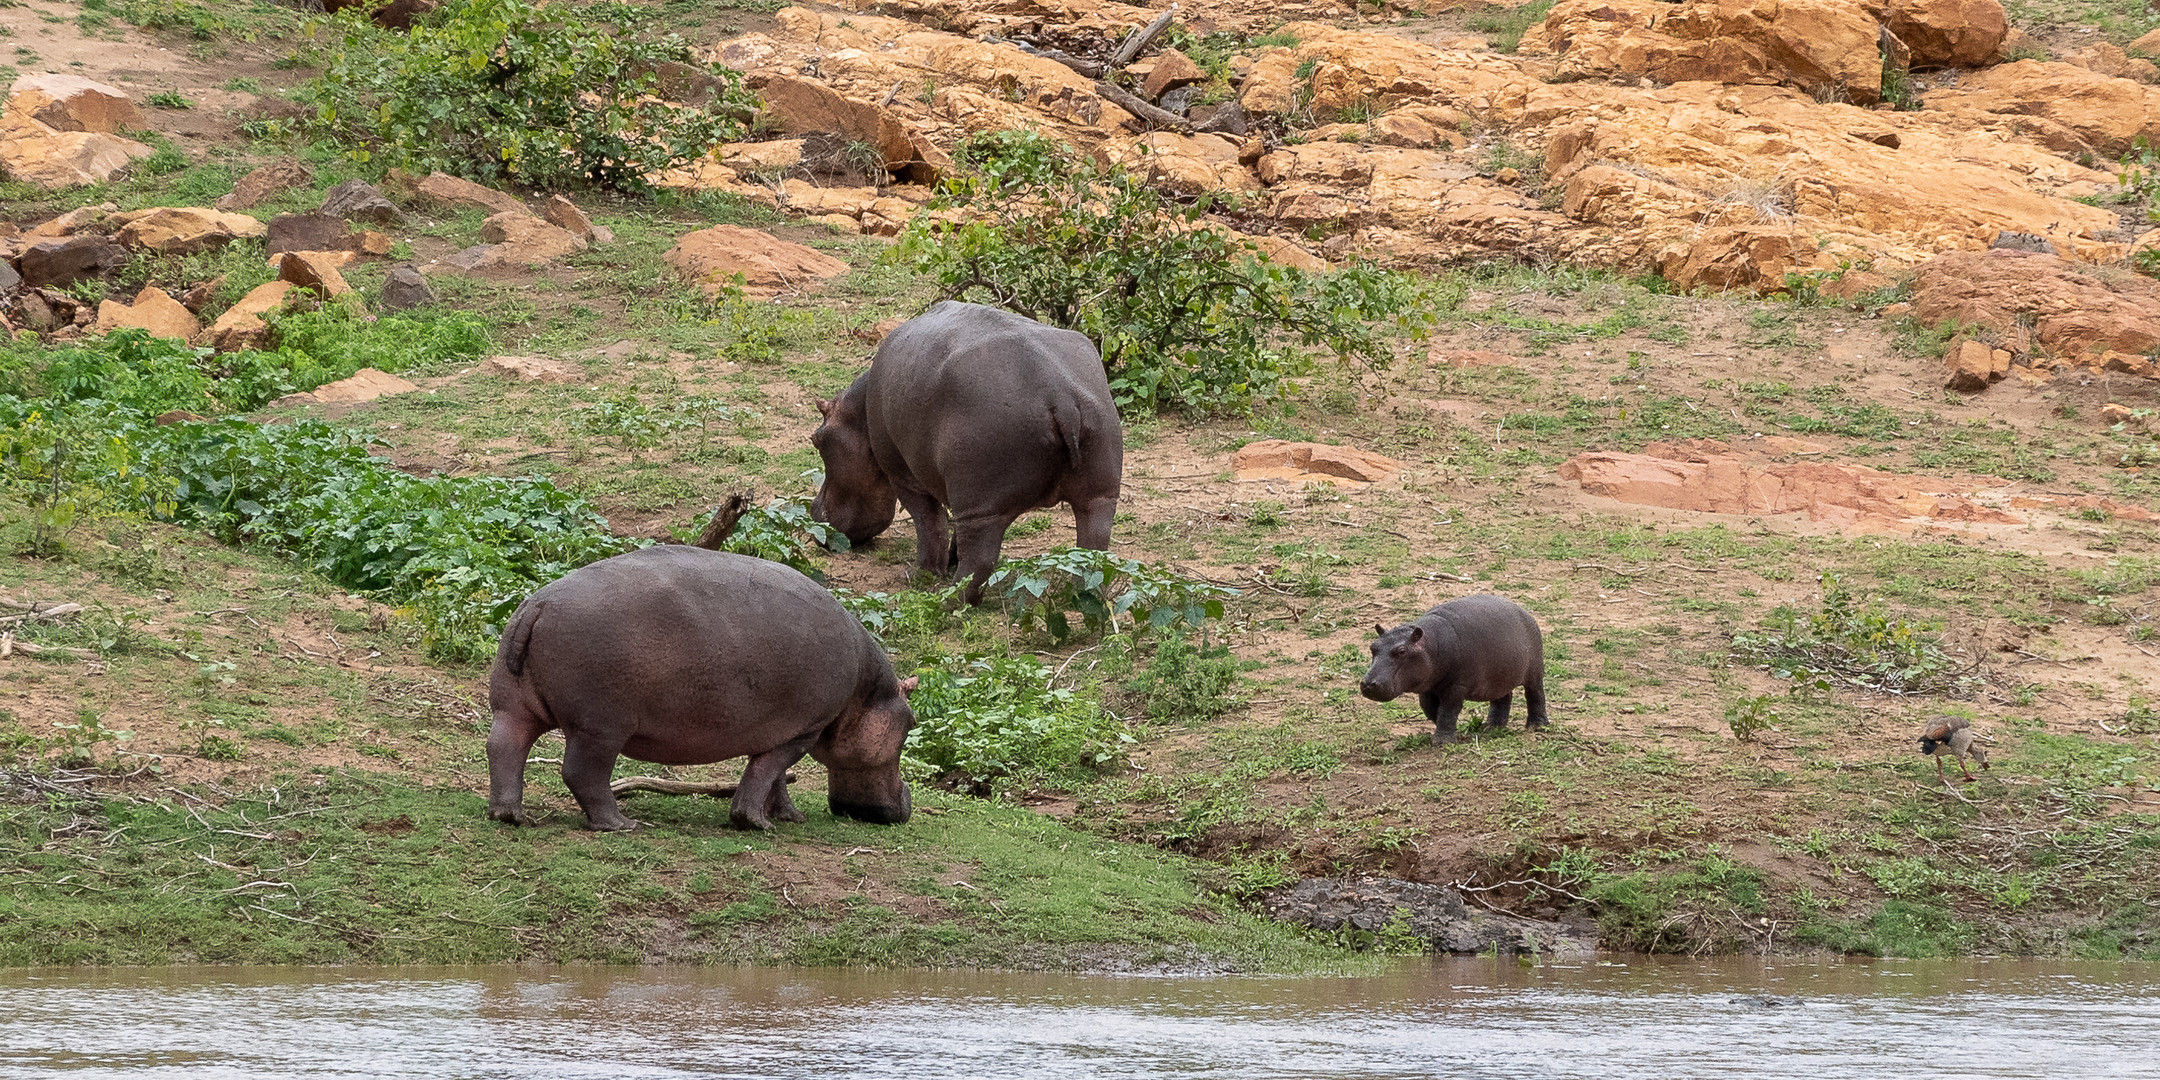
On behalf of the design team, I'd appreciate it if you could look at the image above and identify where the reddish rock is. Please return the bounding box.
[1910,249,2160,366]
[756,76,946,181]
[1142,48,1207,101]
[277,251,355,298]
[662,225,850,298]
[1944,338,2009,391]
[541,195,602,243]
[115,208,268,255]
[483,354,581,382]
[203,280,299,351]
[1886,0,2009,69]
[217,157,314,211]
[476,212,586,265]
[282,368,419,405]
[414,172,527,216]
[1559,445,2021,532]
[7,74,143,133]
[1430,348,1515,367]
[1232,440,1403,484]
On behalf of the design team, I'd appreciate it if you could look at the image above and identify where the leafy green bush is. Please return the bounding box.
[893,130,1432,415]
[1730,574,1979,696]
[0,401,166,556]
[1126,635,1246,723]
[982,546,1237,643]
[682,495,850,581]
[299,0,758,189]
[904,654,1134,793]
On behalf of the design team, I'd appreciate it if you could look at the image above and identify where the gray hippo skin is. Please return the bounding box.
[486,546,916,832]
[1360,595,1548,744]
[810,300,1124,604]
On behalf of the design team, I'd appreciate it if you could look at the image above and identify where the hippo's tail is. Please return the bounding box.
[1051,399,1087,472]
[499,599,542,678]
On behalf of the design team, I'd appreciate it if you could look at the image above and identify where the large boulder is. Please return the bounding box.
[1520,0,1882,103]
[6,74,143,133]
[115,208,268,255]
[756,75,948,182]
[0,117,153,189]
[1909,249,2160,363]
[1884,0,2008,70]
[1094,133,1259,196]
[476,212,586,265]
[92,286,201,340]
[662,225,849,298]
[1925,61,2160,154]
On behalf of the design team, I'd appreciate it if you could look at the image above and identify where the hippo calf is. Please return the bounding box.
[1360,595,1548,744]
[486,546,915,832]
[811,300,1124,604]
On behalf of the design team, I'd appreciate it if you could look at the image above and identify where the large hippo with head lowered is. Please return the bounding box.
[486,546,916,831]
[811,301,1124,604]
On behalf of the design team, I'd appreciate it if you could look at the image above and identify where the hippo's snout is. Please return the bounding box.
[1360,680,1399,703]
[829,778,911,825]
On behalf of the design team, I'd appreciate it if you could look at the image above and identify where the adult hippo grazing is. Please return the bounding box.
[1360,595,1549,744]
[811,301,1123,604]
[486,546,916,832]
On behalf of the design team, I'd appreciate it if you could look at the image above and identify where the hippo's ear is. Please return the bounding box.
[1375,623,1387,637]
[898,675,919,695]
[815,398,835,418]
[1406,626,1423,644]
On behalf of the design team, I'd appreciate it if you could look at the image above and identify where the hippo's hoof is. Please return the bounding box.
[773,806,807,824]
[729,811,776,831]
[488,807,534,827]
[584,817,642,832]
[1433,731,1464,746]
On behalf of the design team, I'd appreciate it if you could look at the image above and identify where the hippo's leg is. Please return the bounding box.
[1486,692,1514,732]
[896,487,953,576]
[1524,669,1550,729]
[1074,495,1117,551]
[953,511,1018,606]
[561,728,638,832]
[731,730,818,831]
[1422,689,1466,744]
[486,706,550,826]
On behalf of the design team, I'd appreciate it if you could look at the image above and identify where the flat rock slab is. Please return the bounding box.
[663,224,849,298]
[1232,439,1403,485]
[276,367,419,406]
[483,354,580,382]
[1262,877,1594,957]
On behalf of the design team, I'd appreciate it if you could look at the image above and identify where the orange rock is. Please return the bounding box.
[1096,132,1258,196]
[1885,0,2008,69]
[1925,61,2160,155]
[1142,48,1207,100]
[202,280,299,352]
[115,208,268,254]
[281,368,420,405]
[1559,450,2023,529]
[8,74,143,133]
[1910,249,2160,363]
[415,172,527,216]
[1522,0,1884,103]
[1945,338,2007,391]
[541,195,602,243]
[476,212,587,266]
[217,157,313,211]
[2132,28,2160,57]
[92,286,200,340]
[1232,440,1403,484]
[277,251,355,298]
[662,224,850,299]
[2064,43,2159,82]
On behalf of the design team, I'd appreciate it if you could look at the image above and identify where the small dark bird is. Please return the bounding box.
[1918,715,1990,782]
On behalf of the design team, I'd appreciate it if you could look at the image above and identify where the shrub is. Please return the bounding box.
[684,495,851,581]
[299,0,758,190]
[892,130,1432,415]
[904,654,1133,793]
[981,546,1237,643]
[1126,635,1246,723]
[1730,574,1979,696]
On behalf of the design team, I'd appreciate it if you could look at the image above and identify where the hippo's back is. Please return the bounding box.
[871,301,1113,415]
[1429,594,1541,643]
[495,547,877,757]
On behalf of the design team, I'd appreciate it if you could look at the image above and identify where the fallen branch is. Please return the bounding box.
[1107,4,1176,70]
[0,602,84,625]
[691,491,753,551]
[1096,80,1191,132]
[610,772,796,798]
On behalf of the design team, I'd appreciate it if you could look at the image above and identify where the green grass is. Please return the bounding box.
[1469,0,1558,54]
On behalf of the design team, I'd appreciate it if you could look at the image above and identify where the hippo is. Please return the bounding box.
[486,546,916,832]
[811,300,1124,604]
[1360,595,1548,744]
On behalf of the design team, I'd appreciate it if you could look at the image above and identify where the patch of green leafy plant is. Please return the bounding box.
[983,546,1238,642]
[299,0,759,190]
[686,495,850,581]
[1731,574,1979,695]
[893,130,1434,415]
[145,90,194,109]
[1468,0,1557,53]
[904,654,1134,794]
[1791,899,1974,957]
[1125,635,1246,723]
[1542,848,1767,953]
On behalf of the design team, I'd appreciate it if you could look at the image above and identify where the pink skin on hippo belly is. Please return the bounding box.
[1360,594,1549,744]
[485,546,915,832]
[811,300,1124,605]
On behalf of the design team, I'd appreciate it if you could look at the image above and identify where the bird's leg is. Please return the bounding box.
[1960,757,1977,783]
[1936,755,1947,780]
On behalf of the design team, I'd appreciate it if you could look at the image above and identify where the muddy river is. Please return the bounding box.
[3,958,2155,1078]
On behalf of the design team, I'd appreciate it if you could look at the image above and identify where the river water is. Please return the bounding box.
[3,959,2155,1078]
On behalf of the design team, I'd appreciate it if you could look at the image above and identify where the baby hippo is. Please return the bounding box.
[1360,595,1548,744]
[487,546,916,832]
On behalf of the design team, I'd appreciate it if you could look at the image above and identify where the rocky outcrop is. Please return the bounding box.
[663,225,851,298]
[1262,877,1594,956]
[1885,0,2009,69]
[1233,440,1402,484]
[1923,60,2160,154]
[1909,249,2160,370]
[1521,0,1886,103]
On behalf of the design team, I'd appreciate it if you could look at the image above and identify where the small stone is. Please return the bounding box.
[318,178,405,226]
[2102,402,2137,426]
[0,260,18,293]
[1232,440,1403,484]
[180,276,224,312]
[1495,166,1522,184]
[266,213,359,257]
[444,245,495,270]
[1191,102,1250,136]
[1142,48,1207,101]
[203,280,299,351]
[1157,86,1198,115]
[217,157,314,211]
[380,266,437,311]
[415,172,528,216]
[292,368,418,404]
[92,285,201,340]
[476,212,585,265]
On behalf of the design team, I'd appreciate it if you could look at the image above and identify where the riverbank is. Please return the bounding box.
[3,0,2158,967]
